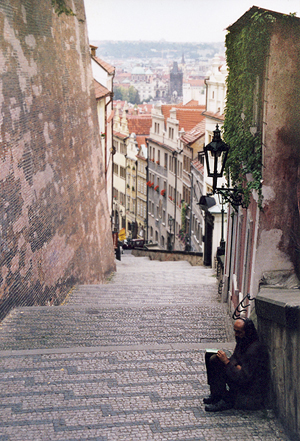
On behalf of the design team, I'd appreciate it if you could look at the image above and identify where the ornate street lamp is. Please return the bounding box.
[201,124,246,210]
[167,216,174,251]
[204,124,229,193]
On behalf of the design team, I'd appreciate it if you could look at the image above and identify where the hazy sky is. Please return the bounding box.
[84,0,300,43]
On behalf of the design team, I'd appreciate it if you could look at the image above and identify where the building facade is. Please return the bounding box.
[91,49,115,216]
[222,8,300,438]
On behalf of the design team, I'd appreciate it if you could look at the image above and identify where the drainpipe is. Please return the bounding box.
[189,169,193,250]
[124,153,127,237]
[173,151,177,249]
[105,95,113,182]
[146,152,149,243]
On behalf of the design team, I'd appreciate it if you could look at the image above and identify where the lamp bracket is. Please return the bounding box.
[232,293,255,320]
[214,186,247,211]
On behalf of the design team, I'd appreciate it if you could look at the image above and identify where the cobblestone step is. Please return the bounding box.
[0,253,291,440]
[0,303,231,351]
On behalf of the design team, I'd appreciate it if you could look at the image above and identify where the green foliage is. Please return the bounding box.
[181,201,188,232]
[51,0,75,16]
[223,11,276,208]
[114,86,140,104]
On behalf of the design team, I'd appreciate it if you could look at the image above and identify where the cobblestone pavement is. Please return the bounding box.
[0,253,291,440]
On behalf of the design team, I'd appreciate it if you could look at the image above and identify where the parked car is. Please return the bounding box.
[122,239,145,250]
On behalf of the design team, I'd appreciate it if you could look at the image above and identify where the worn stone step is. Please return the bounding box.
[0,303,232,351]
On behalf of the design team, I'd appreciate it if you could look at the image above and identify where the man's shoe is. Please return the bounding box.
[205,399,233,412]
[203,395,220,405]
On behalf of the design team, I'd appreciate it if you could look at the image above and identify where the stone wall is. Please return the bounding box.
[0,0,115,319]
[256,287,300,440]
[132,249,203,266]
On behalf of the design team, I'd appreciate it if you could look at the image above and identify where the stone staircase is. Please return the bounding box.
[0,253,234,351]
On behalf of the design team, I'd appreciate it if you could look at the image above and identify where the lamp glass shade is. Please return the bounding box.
[204,125,229,191]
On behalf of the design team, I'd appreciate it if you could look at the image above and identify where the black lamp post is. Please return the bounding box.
[204,124,229,193]
[201,124,246,210]
[167,216,174,251]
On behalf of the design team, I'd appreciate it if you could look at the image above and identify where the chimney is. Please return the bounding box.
[90,45,98,57]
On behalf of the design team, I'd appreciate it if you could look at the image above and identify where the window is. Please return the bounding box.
[120,192,125,206]
[120,166,126,179]
[164,153,168,169]
[120,142,127,155]
[162,209,166,223]
[199,152,205,165]
[155,231,158,242]
[161,236,165,247]
[169,127,174,139]
[113,163,118,175]
[113,188,118,200]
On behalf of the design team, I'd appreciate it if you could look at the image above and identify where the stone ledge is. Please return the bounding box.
[255,286,300,329]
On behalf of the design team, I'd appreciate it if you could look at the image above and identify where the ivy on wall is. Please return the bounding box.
[51,0,76,16]
[223,11,276,208]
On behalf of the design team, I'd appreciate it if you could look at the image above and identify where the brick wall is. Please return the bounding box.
[0,0,116,319]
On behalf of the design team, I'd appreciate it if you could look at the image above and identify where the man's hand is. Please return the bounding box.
[217,350,230,365]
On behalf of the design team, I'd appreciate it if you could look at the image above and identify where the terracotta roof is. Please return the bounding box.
[202,110,225,121]
[94,79,110,100]
[191,158,204,174]
[184,80,205,87]
[92,56,115,75]
[113,131,128,140]
[182,120,206,145]
[136,136,147,148]
[127,115,152,136]
[175,109,205,132]
[146,137,175,153]
[161,103,206,129]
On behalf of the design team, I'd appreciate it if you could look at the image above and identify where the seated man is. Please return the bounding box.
[204,318,269,412]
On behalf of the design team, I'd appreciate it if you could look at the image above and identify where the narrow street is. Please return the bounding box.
[0,253,290,440]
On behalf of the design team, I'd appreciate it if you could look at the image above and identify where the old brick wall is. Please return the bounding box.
[0,0,115,319]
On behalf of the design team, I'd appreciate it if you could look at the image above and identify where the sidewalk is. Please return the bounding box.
[0,253,290,440]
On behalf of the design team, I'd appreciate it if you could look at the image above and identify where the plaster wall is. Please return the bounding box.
[0,0,115,319]
[254,22,300,288]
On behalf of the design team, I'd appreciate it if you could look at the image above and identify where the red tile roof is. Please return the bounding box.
[191,158,204,174]
[92,56,115,75]
[127,115,152,136]
[202,110,225,121]
[94,80,111,100]
[176,109,205,132]
[182,120,206,145]
[161,103,206,130]
[147,137,175,153]
[113,131,128,140]
[136,136,147,148]
[184,80,205,87]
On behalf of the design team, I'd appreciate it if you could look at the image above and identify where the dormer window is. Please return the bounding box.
[154,122,160,134]
[169,127,174,139]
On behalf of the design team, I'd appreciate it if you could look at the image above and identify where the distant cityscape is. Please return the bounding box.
[91,40,225,105]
